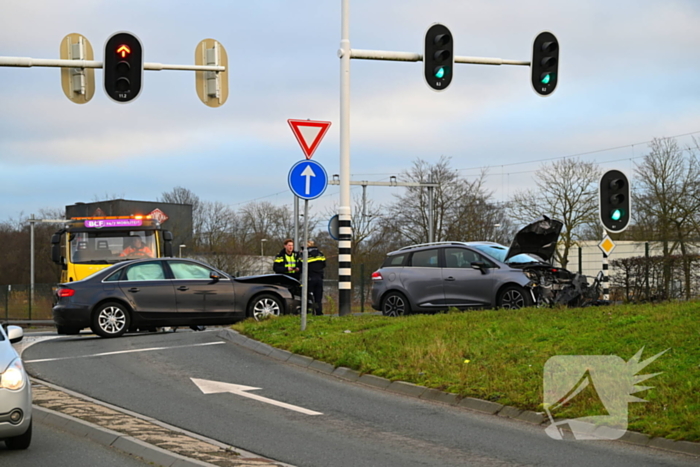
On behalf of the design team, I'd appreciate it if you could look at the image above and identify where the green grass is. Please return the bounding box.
[233,302,700,442]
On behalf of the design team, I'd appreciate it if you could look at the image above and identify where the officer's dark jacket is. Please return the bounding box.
[305,246,326,279]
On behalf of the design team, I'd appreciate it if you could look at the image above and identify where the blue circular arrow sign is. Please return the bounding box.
[288,160,328,200]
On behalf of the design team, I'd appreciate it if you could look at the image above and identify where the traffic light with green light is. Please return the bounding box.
[424,24,453,91]
[531,31,558,96]
[104,32,143,103]
[600,170,631,233]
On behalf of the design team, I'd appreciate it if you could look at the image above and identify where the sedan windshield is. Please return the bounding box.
[470,243,541,265]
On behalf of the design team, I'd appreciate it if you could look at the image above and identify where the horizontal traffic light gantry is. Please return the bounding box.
[599,169,631,233]
[531,31,559,96]
[424,24,453,91]
[104,32,143,103]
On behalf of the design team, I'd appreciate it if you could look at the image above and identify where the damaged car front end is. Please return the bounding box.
[475,216,601,307]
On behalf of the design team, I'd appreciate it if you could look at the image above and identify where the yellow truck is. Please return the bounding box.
[51,215,173,282]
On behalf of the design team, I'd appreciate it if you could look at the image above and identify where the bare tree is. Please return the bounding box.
[634,137,700,298]
[383,157,501,244]
[509,158,600,268]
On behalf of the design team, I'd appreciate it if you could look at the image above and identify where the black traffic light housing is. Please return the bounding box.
[531,31,559,96]
[104,32,143,103]
[600,169,631,233]
[424,24,453,91]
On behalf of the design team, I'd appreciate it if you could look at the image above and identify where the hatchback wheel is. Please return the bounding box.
[381,292,410,317]
[497,285,532,309]
[91,302,130,338]
[249,294,282,321]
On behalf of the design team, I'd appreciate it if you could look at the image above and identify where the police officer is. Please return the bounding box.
[305,240,326,316]
[273,239,301,280]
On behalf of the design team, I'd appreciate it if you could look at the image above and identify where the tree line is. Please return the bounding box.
[2,136,697,298]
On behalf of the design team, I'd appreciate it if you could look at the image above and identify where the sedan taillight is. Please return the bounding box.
[57,288,75,298]
[371,271,383,281]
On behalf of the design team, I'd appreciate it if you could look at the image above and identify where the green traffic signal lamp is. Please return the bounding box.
[599,169,631,233]
[541,73,552,84]
[531,32,559,96]
[424,24,453,91]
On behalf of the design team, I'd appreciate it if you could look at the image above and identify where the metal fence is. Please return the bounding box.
[560,241,700,302]
[1,283,56,323]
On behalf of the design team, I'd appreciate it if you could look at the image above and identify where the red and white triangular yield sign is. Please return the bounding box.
[288,119,332,159]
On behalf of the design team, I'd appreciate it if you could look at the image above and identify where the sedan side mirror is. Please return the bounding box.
[210,272,220,282]
[7,325,24,344]
[471,262,488,274]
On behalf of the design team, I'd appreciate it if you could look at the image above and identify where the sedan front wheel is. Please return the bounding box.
[91,302,131,338]
[249,294,283,321]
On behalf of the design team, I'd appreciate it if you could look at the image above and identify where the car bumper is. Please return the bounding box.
[53,304,91,327]
[0,383,32,440]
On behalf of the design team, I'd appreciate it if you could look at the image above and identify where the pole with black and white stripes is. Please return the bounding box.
[602,253,609,301]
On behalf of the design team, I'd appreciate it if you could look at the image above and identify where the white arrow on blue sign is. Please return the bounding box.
[288,160,328,200]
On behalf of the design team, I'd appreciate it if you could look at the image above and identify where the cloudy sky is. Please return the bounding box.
[1,0,699,222]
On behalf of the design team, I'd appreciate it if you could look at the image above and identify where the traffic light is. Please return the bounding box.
[104,32,143,103]
[531,31,559,96]
[424,24,453,91]
[600,169,631,233]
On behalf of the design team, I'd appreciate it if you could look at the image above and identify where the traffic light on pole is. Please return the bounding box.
[600,170,631,233]
[531,31,559,96]
[424,24,453,91]
[104,32,143,103]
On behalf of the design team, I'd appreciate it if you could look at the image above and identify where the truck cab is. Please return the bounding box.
[51,216,173,282]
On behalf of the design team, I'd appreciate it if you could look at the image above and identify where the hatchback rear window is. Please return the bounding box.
[383,254,406,267]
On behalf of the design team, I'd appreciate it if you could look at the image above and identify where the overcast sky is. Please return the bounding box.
[1,0,699,222]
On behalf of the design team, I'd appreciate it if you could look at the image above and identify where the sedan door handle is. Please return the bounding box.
[444,277,456,281]
[128,287,140,293]
[177,286,189,291]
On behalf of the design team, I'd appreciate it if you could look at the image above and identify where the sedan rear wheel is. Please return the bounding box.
[381,292,410,317]
[497,285,532,310]
[249,294,283,321]
[91,302,130,338]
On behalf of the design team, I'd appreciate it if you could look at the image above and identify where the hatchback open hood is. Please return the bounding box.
[505,216,563,263]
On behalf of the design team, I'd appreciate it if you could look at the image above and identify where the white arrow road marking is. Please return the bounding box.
[301,165,316,195]
[191,378,322,416]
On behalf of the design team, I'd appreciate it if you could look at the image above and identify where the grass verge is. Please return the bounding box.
[233,302,699,442]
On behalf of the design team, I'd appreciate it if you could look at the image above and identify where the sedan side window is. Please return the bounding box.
[124,262,166,281]
[409,249,439,268]
[169,261,215,280]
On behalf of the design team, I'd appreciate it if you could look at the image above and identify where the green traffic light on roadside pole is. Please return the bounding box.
[541,73,552,84]
[611,209,623,221]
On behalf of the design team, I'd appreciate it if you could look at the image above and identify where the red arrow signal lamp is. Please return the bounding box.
[117,45,131,58]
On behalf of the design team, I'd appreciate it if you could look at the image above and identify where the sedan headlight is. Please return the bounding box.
[0,359,26,390]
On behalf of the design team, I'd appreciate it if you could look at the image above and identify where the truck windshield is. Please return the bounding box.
[70,231,157,263]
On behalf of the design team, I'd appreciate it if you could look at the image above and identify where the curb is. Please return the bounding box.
[35,406,218,467]
[31,377,294,467]
[218,328,700,459]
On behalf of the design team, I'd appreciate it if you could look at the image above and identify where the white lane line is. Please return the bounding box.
[24,341,225,363]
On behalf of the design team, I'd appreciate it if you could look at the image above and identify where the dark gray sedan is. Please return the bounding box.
[53,258,301,338]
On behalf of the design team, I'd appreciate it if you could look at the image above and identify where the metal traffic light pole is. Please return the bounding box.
[338,0,545,316]
[0,56,225,72]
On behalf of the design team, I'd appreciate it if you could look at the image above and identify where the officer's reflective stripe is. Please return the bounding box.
[307,256,326,262]
[274,258,284,263]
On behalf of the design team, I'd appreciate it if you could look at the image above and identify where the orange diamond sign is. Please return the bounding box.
[598,236,616,256]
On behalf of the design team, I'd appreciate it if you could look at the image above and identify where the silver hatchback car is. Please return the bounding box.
[0,325,32,450]
[371,217,599,316]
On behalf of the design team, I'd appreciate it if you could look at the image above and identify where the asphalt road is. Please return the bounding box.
[22,329,699,467]
[0,418,150,467]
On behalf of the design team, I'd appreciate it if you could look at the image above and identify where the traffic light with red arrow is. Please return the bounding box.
[104,32,143,103]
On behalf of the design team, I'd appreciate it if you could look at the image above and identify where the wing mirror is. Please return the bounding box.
[210,272,220,282]
[471,261,488,274]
